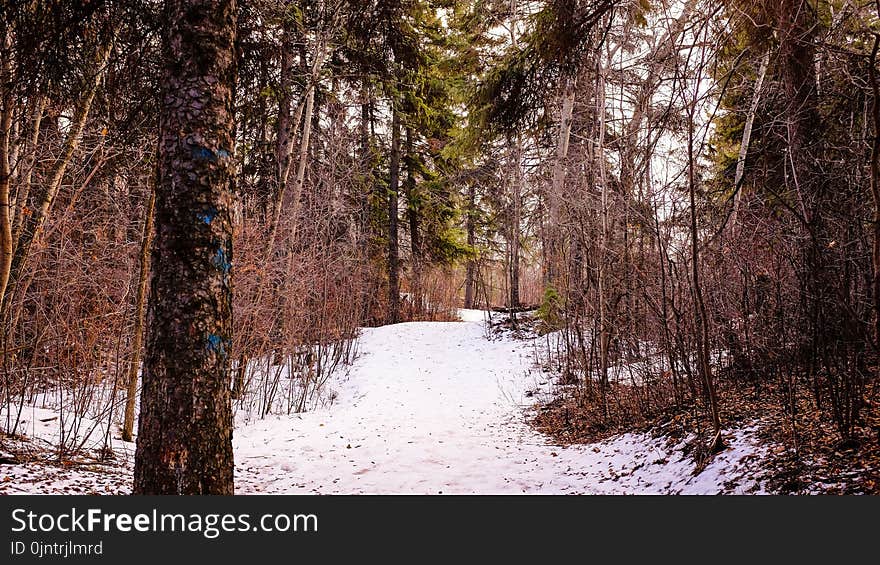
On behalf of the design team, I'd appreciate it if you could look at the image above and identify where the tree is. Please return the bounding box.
[133,0,237,495]
[388,101,402,323]
[0,21,113,315]
[122,189,155,443]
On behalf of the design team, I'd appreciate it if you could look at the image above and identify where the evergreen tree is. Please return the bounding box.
[134,0,237,495]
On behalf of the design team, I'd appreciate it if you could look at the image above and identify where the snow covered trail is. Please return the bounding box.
[233,316,766,494]
[0,313,766,494]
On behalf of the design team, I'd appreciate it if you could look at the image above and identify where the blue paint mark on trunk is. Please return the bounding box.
[192,146,216,161]
[196,206,218,225]
[212,247,231,274]
[191,145,232,162]
[206,333,228,356]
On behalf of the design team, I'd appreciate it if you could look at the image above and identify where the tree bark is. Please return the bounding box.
[133,0,236,495]
[360,88,373,234]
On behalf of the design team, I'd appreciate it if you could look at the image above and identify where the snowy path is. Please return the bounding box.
[0,313,766,494]
[233,315,766,494]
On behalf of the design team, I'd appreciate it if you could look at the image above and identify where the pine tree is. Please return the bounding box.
[133,0,237,495]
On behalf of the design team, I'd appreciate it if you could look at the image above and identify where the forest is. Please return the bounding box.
[0,0,878,495]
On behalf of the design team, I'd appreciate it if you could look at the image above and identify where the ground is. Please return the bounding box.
[1,310,768,494]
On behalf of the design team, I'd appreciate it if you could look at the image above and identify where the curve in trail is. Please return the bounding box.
[234,316,765,494]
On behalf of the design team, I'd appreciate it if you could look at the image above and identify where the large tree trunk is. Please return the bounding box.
[133,0,236,495]
[387,104,401,324]
[777,0,819,212]
[775,0,830,415]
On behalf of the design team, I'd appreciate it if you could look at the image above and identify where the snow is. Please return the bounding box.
[234,317,766,494]
[0,405,136,495]
[457,308,490,323]
[0,313,768,494]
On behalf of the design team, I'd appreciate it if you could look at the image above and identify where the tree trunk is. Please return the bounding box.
[596,60,610,421]
[286,42,327,239]
[464,183,476,309]
[730,51,769,229]
[275,20,296,203]
[777,0,819,218]
[508,0,522,314]
[133,0,236,495]
[387,103,401,324]
[267,38,324,250]
[870,33,880,350]
[360,88,373,235]
[359,93,381,325]
[688,80,722,447]
[122,189,155,443]
[0,29,13,311]
[509,134,523,311]
[776,0,827,416]
[404,128,422,314]
[11,95,44,248]
[546,78,575,287]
